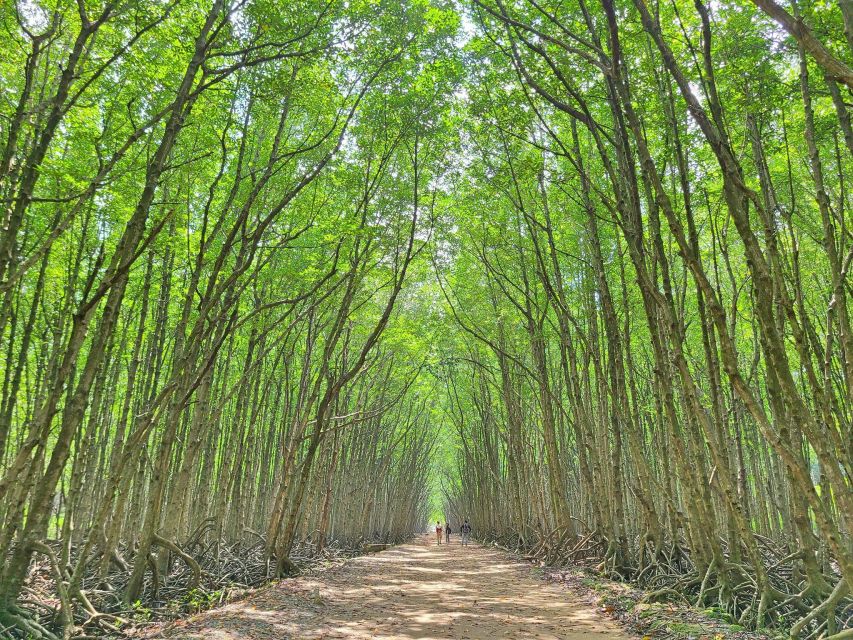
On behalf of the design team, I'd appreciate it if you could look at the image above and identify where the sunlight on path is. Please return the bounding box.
[155,535,632,639]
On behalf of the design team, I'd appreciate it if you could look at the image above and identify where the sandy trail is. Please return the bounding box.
[154,535,632,639]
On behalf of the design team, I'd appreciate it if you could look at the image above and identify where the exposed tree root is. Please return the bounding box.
[478,529,853,638]
[151,534,201,589]
[0,606,59,640]
[791,579,850,639]
[5,533,389,638]
[29,541,73,639]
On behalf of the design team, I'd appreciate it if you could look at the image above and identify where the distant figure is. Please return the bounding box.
[435,521,442,545]
[445,521,452,544]
[461,518,472,546]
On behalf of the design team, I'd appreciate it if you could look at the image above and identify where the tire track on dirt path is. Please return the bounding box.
[149,534,634,639]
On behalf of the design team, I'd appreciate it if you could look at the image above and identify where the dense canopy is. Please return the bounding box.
[0,0,851,638]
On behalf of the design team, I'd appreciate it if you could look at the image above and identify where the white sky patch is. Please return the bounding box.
[17,0,49,33]
[458,9,476,46]
[228,2,251,40]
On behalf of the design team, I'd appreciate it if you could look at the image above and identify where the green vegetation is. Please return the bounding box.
[0,0,851,637]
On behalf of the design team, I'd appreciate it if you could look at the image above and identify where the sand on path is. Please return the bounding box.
[154,534,633,640]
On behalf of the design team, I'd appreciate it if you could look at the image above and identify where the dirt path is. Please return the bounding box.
[153,535,633,639]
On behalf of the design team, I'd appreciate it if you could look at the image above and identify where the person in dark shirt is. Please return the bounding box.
[461,518,472,546]
[445,522,452,544]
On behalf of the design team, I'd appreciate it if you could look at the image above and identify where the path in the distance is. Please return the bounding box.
[156,535,632,640]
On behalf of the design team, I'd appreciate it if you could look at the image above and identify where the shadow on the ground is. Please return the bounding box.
[161,536,629,640]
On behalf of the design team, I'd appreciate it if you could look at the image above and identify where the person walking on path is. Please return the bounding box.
[435,521,443,545]
[445,522,452,544]
[461,518,471,546]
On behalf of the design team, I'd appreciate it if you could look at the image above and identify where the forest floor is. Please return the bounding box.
[141,534,634,639]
